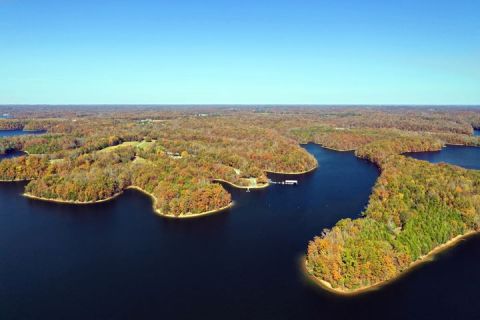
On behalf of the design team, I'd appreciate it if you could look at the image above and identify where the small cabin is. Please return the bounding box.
[284,180,298,185]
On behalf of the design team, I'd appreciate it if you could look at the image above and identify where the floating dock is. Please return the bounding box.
[268,179,298,185]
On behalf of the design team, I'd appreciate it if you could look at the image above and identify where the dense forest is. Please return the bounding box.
[0,109,320,216]
[306,135,480,291]
[1,105,480,275]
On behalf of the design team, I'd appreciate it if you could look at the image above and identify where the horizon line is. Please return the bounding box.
[0,104,479,107]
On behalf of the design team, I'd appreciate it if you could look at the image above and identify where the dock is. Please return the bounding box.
[267,179,298,185]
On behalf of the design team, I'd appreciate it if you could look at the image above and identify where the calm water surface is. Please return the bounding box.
[474,129,480,136]
[0,130,45,137]
[0,150,26,159]
[406,145,480,170]
[1,143,480,320]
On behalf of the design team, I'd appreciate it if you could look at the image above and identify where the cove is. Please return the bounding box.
[1,143,480,320]
[0,150,26,160]
[406,145,480,170]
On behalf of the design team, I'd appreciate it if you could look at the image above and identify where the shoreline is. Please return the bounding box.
[300,141,356,152]
[23,191,124,204]
[213,178,270,189]
[445,143,480,148]
[302,141,475,296]
[304,229,478,296]
[314,145,355,152]
[265,163,318,175]
[22,185,233,219]
[0,149,28,158]
[125,185,234,219]
[214,162,319,188]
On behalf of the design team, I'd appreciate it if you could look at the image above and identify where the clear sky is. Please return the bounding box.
[0,0,479,105]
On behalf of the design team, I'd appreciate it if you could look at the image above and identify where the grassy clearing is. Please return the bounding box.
[136,140,156,150]
[97,140,156,154]
[98,141,139,153]
[132,156,152,165]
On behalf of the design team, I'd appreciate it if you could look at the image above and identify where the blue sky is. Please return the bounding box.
[0,0,479,104]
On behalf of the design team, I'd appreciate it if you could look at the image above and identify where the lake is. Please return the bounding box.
[1,143,480,319]
[406,145,480,170]
[474,129,480,136]
[0,150,26,160]
[0,129,45,137]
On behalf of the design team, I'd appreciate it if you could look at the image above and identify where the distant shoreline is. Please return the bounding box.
[0,178,29,182]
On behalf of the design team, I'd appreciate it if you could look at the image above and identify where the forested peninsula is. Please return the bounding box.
[295,125,480,293]
[1,106,480,284]
[1,107,319,217]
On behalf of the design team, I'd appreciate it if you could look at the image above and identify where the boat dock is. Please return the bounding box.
[268,179,298,185]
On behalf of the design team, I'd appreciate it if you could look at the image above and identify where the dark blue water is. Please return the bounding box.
[406,145,480,170]
[0,150,26,160]
[474,129,480,136]
[1,143,480,319]
[0,130,45,137]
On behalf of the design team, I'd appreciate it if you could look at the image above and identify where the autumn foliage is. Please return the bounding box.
[306,137,480,290]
